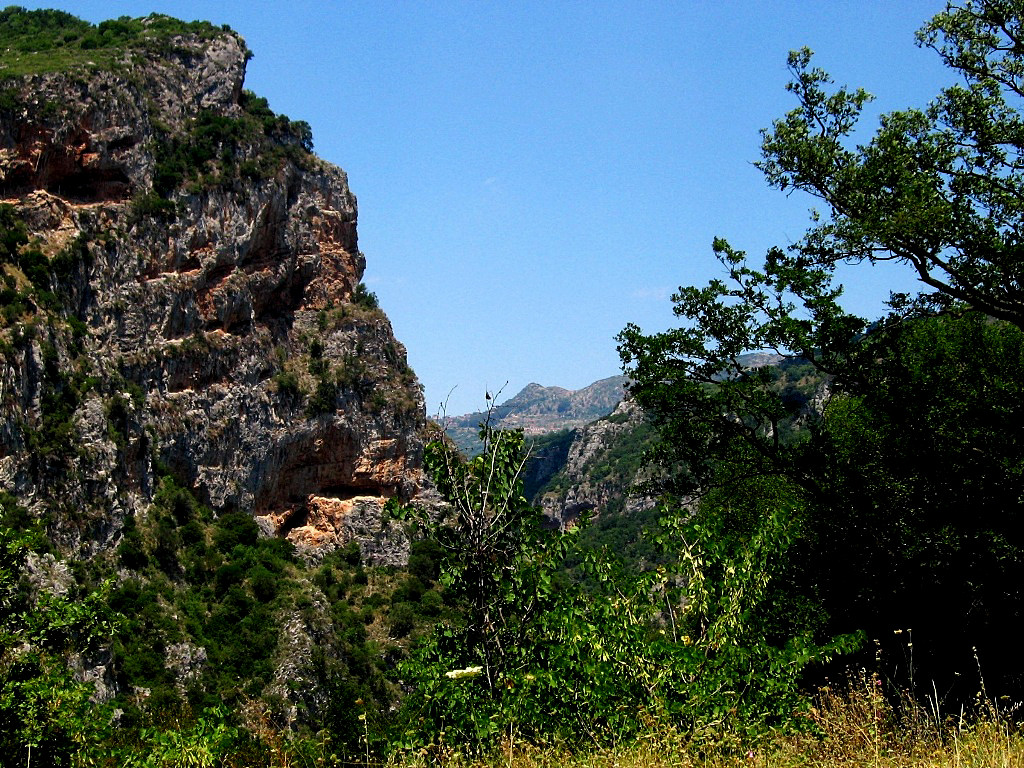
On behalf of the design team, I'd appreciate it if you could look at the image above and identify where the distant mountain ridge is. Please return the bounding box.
[445,376,629,455]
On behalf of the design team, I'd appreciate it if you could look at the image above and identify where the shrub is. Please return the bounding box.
[212,511,259,552]
[351,282,378,309]
[248,564,278,603]
[272,370,301,400]
[388,602,417,638]
[305,376,337,417]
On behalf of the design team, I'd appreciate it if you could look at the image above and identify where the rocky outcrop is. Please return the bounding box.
[0,23,425,562]
[256,492,409,567]
[0,32,248,201]
[537,397,655,529]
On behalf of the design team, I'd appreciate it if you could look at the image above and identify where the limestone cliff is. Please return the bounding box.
[0,17,424,563]
[535,397,655,529]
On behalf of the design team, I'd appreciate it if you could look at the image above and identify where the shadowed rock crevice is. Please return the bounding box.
[1,122,136,202]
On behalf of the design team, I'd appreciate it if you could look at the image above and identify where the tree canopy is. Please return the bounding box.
[759,1,1024,330]
[619,0,1024,705]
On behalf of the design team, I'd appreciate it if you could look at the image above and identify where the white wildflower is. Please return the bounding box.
[445,665,483,680]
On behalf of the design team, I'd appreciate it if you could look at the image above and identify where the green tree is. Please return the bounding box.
[619,0,1024,707]
[0,522,121,767]
[393,420,672,757]
[758,1,1024,330]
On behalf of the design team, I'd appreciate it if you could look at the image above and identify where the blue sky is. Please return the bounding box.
[25,2,950,415]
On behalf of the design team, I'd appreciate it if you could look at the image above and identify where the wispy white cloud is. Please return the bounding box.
[630,286,673,302]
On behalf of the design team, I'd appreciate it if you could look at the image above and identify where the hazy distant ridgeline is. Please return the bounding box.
[444,375,628,455]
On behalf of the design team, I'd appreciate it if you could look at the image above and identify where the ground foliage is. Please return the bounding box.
[389,416,850,762]
[390,688,1024,768]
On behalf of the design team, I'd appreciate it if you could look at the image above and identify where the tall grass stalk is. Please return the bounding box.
[386,678,1022,768]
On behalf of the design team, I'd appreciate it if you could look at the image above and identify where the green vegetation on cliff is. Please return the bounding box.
[0,7,244,76]
[147,88,314,205]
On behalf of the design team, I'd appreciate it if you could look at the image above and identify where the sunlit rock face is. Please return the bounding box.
[0,23,426,564]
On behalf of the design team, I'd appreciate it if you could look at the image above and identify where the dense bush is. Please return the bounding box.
[0,8,235,56]
[393,426,701,756]
[1,523,120,767]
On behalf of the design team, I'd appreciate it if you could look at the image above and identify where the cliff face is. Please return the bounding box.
[0,22,424,563]
[536,397,655,529]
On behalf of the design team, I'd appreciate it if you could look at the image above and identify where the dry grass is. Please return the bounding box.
[386,679,1024,768]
